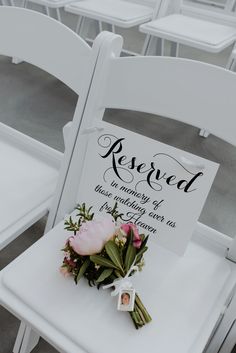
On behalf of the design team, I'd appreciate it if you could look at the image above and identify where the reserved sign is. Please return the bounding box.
[77,122,219,255]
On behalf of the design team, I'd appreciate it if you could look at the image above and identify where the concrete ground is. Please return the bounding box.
[0,7,236,353]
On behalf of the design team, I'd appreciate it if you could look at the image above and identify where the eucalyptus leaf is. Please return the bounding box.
[105,241,123,271]
[96,268,113,283]
[90,255,118,269]
[76,258,90,283]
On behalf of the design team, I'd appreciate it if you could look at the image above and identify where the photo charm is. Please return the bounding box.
[118,289,136,312]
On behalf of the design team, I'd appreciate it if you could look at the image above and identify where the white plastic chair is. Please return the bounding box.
[0,6,120,251]
[64,0,157,55]
[140,0,236,63]
[1,35,236,353]
[0,6,122,353]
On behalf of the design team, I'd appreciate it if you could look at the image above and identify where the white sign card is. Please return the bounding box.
[77,122,219,255]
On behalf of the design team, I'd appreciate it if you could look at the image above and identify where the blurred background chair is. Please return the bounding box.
[64,0,158,55]
[140,0,236,65]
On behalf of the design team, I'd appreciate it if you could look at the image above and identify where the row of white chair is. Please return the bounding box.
[7,0,236,65]
[1,5,236,353]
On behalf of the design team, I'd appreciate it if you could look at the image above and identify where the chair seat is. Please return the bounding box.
[0,215,235,353]
[140,14,236,52]
[0,123,62,249]
[27,0,75,9]
[65,0,153,28]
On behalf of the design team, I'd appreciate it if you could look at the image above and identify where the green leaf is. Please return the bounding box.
[96,268,113,283]
[139,235,149,250]
[136,245,148,257]
[125,243,136,272]
[105,241,123,271]
[90,255,118,269]
[128,228,134,245]
[76,258,90,283]
[135,246,148,263]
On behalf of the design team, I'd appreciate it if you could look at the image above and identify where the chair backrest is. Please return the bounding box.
[0,6,100,95]
[154,0,236,26]
[0,6,123,232]
[48,51,236,261]
[152,0,182,19]
[224,0,236,12]
[182,0,236,26]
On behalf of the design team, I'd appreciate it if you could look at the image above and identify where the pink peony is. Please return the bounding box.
[120,223,142,249]
[69,216,115,256]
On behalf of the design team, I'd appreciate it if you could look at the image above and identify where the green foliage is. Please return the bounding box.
[105,241,124,274]
[64,203,94,234]
[64,215,81,234]
[125,243,137,272]
[75,258,90,284]
[76,203,94,221]
[106,202,123,221]
[90,255,119,269]
[96,268,113,283]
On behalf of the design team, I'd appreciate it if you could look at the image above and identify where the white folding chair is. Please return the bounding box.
[140,0,236,64]
[64,0,157,55]
[0,6,121,251]
[0,6,122,353]
[1,37,236,353]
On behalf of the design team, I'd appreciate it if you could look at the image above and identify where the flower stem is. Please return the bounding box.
[129,292,152,329]
[135,293,152,323]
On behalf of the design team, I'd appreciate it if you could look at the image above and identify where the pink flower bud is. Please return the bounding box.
[120,223,142,249]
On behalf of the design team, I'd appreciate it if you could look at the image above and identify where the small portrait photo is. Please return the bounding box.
[117,289,135,312]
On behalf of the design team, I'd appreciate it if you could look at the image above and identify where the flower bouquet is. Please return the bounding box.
[60,203,152,329]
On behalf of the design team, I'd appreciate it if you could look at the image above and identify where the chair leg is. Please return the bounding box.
[19,326,40,353]
[199,129,210,138]
[13,323,40,353]
[12,57,23,64]
[98,21,103,33]
[45,6,50,16]
[226,55,235,71]
[79,18,91,40]
[13,322,26,353]
[170,41,179,57]
[56,8,61,22]
[75,16,85,35]
[141,34,151,55]
[142,35,164,56]
[75,16,82,34]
